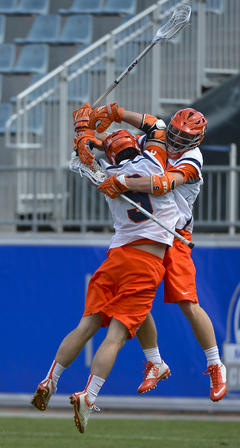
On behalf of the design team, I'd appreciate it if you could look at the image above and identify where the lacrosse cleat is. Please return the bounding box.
[70,391,100,434]
[203,363,227,402]
[31,378,56,411]
[137,360,171,394]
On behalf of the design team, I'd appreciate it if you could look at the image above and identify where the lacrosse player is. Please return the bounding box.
[31,105,186,434]
[89,103,227,403]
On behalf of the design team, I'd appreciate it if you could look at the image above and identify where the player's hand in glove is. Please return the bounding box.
[89,102,124,133]
[98,174,129,198]
[74,130,103,165]
[73,102,93,132]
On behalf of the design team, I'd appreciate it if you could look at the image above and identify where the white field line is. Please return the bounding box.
[0,431,239,444]
[0,409,240,421]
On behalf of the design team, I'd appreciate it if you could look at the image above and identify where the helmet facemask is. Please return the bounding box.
[166,108,207,160]
[166,124,204,159]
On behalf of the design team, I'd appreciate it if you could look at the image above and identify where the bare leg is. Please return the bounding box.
[90,318,129,379]
[136,313,158,349]
[178,301,217,350]
[55,313,102,367]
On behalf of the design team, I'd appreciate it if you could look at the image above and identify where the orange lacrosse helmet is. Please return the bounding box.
[166,108,207,159]
[104,129,142,165]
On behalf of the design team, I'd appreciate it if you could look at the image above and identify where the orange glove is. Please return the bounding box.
[98,174,129,198]
[151,172,177,195]
[74,130,103,165]
[73,102,92,131]
[89,102,124,133]
[140,114,166,143]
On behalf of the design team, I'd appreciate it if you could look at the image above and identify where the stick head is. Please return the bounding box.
[153,5,191,43]
[69,155,107,185]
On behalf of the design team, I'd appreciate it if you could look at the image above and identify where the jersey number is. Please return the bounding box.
[125,190,153,223]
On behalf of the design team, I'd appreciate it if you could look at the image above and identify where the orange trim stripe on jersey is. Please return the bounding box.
[168,163,199,182]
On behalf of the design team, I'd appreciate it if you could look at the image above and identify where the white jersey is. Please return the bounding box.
[99,150,180,249]
[168,147,203,233]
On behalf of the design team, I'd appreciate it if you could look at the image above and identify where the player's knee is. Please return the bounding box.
[178,301,200,321]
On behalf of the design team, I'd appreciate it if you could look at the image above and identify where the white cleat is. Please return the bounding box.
[70,391,100,433]
[31,378,56,411]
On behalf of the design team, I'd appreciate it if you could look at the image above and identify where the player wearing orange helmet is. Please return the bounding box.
[88,103,227,403]
[31,122,182,434]
[165,108,207,159]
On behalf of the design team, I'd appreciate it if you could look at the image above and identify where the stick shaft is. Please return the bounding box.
[92,6,191,109]
[92,42,155,109]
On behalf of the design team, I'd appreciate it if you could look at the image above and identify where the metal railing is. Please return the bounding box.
[0,150,239,234]
[2,0,240,233]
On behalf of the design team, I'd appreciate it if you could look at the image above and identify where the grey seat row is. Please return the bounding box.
[0,0,49,15]
[58,0,137,16]
[0,0,137,16]
[0,43,49,74]
[14,14,93,45]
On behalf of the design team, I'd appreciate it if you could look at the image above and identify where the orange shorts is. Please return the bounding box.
[163,229,198,304]
[83,245,165,339]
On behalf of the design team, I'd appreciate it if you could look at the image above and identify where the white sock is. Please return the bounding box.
[47,360,65,388]
[204,346,221,367]
[85,374,105,404]
[143,347,162,364]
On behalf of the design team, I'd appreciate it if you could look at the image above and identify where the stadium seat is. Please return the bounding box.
[0,44,16,73]
[58,0,105,15]
[0,0,18,14]
[12,44,49,75]
[14,15,61,44]
[0,14,6,43]
[13,0,50,15]
[0,102,14,133]
[102,0,137,15]
[53,14,93,45]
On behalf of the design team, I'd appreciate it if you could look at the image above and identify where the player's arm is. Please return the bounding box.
[125,163,199,193]
[89,102,164,134]
[98,165,183,198]
[125,170,184,194]
[98,164,199,198]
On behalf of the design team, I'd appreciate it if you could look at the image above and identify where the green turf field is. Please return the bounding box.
[0,416,240,448]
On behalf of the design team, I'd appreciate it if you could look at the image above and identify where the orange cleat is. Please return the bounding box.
[137,360,171,394]
[204,363,227,402]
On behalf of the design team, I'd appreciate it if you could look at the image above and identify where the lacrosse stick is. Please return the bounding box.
[69,155,194,249]
[70,5,194,247]
[92,5,191,109]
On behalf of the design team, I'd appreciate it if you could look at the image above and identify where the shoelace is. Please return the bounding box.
[142,361,157,379]
[203,365,220,386]
[92,405,100,412]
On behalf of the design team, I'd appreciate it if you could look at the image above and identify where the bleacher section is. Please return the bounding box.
[0,0,152,146]
[0,0,239,233]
